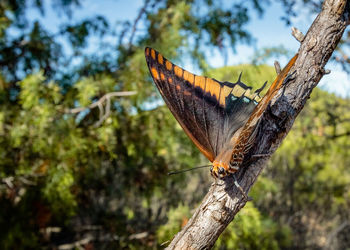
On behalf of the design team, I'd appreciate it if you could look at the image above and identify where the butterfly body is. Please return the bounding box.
[211,53,298,178]
[145,47,298,179]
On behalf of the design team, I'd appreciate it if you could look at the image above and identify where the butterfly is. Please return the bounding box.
[145,47,298,179]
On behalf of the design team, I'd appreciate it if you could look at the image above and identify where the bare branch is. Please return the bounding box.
[54,229,148,250]
[58,235,95,250]
[274,60,281,74]
[94,93,112,127]
[1,173,43,189]
[292,27,305,42]
[65,91,137,114]
[327,130,350,139]
[2,176,14,189]
[166,0,350,249]
[97,101,104,121]
[128,0,150,47]
[129,232,149,240]
[65,91,136,126]
[325,220,349,248]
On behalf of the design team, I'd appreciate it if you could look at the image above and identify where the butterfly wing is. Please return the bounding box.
[145,47,265,162]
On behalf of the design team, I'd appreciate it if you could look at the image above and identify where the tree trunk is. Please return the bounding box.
[166,0,350,249]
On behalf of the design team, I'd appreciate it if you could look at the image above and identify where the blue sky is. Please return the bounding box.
[27,0,350,97]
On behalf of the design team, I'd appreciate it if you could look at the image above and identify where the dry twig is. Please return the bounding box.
[274,60,281,74]
[65,91,136,127]
[291,27,305,42]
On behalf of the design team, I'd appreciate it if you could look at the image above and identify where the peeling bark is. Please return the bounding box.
[166,0,350,249]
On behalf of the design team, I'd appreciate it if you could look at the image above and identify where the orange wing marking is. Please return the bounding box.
[160,72,165,80]
[219,85,233,107]
[194,75,205,90]
[151,49,156,60]
[166,60,172,71]
[183,70,194,84]
[205,78,220,100]
[151,67,159,80]
[158,53,164,65]
[174,66,183,78]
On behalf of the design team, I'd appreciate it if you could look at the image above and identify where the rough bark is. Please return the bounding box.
[165,0,350,249]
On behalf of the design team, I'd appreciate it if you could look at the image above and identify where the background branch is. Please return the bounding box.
[65,91,137,126]
[166,0,350,249]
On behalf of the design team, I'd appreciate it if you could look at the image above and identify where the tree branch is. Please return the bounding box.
[65,91,136,126]
[291,27,305,42]
[166,0,350,249]
[327,130,350,139]
[128,0,150,47]
[325,220,349,248]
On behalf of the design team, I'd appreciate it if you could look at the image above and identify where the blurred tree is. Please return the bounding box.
[0,0,270,248]
[0,0,349,249]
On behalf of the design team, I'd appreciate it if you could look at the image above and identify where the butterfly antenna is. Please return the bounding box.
[168,164,212,176]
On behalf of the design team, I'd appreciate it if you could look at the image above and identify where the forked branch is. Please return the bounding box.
[65,91,136,127]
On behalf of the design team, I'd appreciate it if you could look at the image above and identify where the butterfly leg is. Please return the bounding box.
[251,153,271,158]
[244,153,271,166]
[233,175,252,201]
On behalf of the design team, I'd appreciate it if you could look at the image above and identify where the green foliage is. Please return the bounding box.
[214,203,291,250]
[258,88,350,248]
[43,164,76,217]
[156,204,191,243]
[251,45,291,64]
[63,16,109,49]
